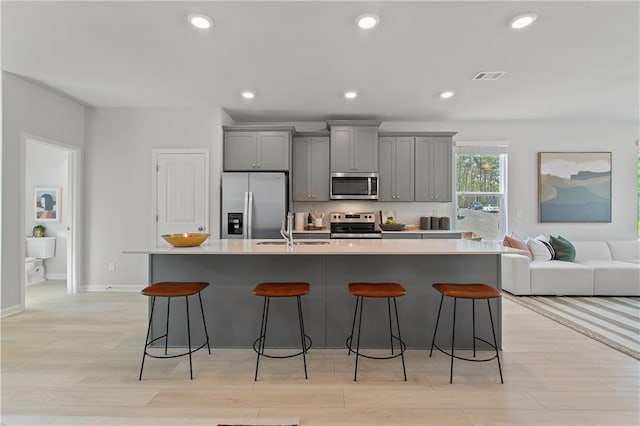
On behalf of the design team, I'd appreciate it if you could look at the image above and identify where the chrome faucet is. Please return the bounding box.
[281,211,294,246]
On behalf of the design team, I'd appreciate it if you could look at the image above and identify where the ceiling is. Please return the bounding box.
[2,1,638,123]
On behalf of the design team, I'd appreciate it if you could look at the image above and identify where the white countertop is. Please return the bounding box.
[125,238,524,255]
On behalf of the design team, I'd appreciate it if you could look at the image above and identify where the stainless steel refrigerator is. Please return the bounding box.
[221,172,288,239]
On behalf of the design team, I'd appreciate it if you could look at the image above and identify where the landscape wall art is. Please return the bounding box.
[538,152,611,222]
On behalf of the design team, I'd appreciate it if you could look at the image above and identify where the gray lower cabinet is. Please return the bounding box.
[293,233,330,239]
[223,129,291,171]
[382,233,421,239]
[379,136,415,201]
[328,121,380,172]
[421,232,462,239]
[415,136,453,202]
[293,136,330,201]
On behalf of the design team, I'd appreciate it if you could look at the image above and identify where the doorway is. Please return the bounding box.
[22,135,81,302]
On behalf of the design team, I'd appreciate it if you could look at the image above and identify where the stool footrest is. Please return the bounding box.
[346,335,407,360]
[144,334,209,360]
[431,337,499,363]
[253,335,312,359]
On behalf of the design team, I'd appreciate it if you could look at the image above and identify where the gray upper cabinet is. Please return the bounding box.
[414,136,453,202]
[379,136,415,201]
[293,135,330,201]
[223,127,293,171]
[328,120,381,172]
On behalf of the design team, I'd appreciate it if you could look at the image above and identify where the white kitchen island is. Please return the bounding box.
[126,239,521,349]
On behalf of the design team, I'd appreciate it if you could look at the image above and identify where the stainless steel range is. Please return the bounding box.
[330,212,382,239]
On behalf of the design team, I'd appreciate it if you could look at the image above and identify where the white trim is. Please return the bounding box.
[1,304,25,318]
[21,133,82,300]
[46,273,67,280]
[455,140,509,155]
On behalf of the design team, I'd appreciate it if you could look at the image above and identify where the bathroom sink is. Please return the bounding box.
[256,241,330,246]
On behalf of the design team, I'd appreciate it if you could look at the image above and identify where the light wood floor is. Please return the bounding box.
[1,280,639,425]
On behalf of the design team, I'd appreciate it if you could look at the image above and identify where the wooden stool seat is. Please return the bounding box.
[348,282,407,298]
[254,282,310,298]
[142,282,209,297]
[432,283,500,300]
[139,281,211,380]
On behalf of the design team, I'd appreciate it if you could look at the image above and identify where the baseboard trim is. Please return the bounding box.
[1,303,25,318]
[82,285,144,292]
[46,273,67,280]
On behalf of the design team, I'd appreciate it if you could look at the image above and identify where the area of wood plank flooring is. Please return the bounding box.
[2,281,638,425]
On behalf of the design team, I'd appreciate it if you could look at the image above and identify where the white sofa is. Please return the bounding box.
[502,240,640,296]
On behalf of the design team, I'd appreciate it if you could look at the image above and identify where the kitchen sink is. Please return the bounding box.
[256,241,330,245]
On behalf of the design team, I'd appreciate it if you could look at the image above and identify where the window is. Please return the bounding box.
[454,142,508,242]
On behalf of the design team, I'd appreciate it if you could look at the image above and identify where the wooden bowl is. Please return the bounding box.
[380,224,405,231]
[162,233,209,247]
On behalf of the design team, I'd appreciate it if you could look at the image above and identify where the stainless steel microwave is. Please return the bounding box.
[330,172,379,200]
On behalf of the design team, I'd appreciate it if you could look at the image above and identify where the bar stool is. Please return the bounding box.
[429,283,503,384]
[346,282,407,381]
[253,282,312,381]
[139,282,211,380]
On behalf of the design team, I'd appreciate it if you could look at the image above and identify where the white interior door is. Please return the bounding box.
[153,150,209,245]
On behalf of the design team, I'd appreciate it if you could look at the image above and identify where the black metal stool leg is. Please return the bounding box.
[430,294,444,357]
[185,296,193,380]
[254,296,269,381]
[348,296,359,356]
[487,299,504,383]
[165,297,171,355]
[393,297,407,381]
[354,296,364,381]
[139,296,156,381]
[450,297,457,384]
[388,297,394,355]
[472,299,476,358]
[198,292,211,354]
[296,295,308,379]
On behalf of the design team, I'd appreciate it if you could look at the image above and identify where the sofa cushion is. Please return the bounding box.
[572,241,612,262]
[529,260,594,295]
[550,235,576,262]
[527,238,553,261]
[503,235,532,260]
[606,240,640,263]
[577,260,640,296]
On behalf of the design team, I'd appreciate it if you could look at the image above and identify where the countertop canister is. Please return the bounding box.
[295,212,306,231]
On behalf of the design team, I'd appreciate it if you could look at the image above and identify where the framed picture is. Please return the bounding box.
[538,152,611,222]
[34,187,60,222]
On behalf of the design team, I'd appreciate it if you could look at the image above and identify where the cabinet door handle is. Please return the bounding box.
[256,163,261,168]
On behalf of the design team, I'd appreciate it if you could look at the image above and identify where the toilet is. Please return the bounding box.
[25,237,56,285]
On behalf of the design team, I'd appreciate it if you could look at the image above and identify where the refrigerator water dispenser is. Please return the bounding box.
[227,212,243,235]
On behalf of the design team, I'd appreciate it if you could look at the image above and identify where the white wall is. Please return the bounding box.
[1,73,85,314]
[25,140,69,278]
[84,108,223,291]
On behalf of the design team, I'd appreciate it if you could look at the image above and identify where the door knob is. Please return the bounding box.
[198,226,204,231]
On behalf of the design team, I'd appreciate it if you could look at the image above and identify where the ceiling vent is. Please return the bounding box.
[472,71,506,81]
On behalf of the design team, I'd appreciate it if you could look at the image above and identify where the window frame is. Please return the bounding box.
[454,151,508,242]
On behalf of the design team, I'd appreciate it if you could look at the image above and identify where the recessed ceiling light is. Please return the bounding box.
[356,14,379,30]
[241,91,255,100]
[440,91,455,99]
[188,13,213,30]
[509,13,537,30]
[344,91,358,99]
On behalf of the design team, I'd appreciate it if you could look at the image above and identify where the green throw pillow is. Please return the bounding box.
[550,235,576,262]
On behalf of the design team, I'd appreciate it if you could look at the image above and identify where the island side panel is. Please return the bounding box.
[147,253,501,349]
[323,254,501,349]
[149,254,326,348]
